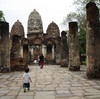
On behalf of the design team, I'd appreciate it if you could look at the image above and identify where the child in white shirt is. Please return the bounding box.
[23,67,32,92]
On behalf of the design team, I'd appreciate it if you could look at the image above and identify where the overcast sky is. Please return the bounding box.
[0,0,75,37]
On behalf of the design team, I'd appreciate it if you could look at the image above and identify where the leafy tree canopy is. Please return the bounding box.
[62,0,100,54]
[0,10,5,21]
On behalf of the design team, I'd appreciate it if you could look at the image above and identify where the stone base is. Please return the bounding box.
[60,59,68,67]
[10,58,27,71]
[86,72,100,79]
[69,66,80,71]
[61,64,68,67]
[0,66,10,73]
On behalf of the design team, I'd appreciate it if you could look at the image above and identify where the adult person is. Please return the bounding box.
[38,54,40,66]
[39,53,44,69]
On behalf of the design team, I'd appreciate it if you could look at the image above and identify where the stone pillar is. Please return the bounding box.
[86,2,100,78]
[20,46,23,58]
[0,22,10,71]
[30,47,33,56]
[22,38,29,64]
[46,44,52,63]
[10,35,21,59]
[42,45,46,58]
[42,44,44,56]
[10,35,23,70]
[52,45,54,60]
[60,31,68,67]
[56,37,61,64]
[68,22,80,71]
[23,45,28,63]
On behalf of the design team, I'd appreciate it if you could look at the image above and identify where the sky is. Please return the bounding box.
[0,0,75,37]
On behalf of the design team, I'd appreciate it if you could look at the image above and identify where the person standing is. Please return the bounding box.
[38,54,40,66]
[23,67,32,92]
[39,53,44,69]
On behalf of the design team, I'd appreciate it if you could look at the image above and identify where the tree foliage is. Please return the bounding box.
[0,10,5,21]
[62,0,100,54]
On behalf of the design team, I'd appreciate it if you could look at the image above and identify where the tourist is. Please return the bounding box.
[38,54,40,66]
[39,53,44,69]
[23,67,32,92]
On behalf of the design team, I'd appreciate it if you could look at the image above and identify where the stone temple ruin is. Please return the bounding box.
[0,2,100,78]
[0,9,69,71]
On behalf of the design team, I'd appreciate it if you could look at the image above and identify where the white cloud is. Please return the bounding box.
[0,0,75,37]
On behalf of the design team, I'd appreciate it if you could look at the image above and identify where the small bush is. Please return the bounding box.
[81,61,86,65]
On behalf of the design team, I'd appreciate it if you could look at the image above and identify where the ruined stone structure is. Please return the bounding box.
[10,20,27,70]
[1,9,67,71]
[68,22,80,71]
[86,2,100,78]
[0,2,100,80]
[0,22,10,71]
[27,9,44,63]
[27,9,62,64]
[45,21,61,64]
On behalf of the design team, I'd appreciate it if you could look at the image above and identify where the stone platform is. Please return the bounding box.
[0,65,100,99]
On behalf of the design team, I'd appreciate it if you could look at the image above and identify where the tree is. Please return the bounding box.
[0,10,5,21]
[62,0,100,54]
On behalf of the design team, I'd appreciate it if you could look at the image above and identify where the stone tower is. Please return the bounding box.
[46,21,60,37]
[10,20,26,70]
[27,9,44,62]
[10,20,25,58]
[27,9,43,35]
[10,20,24,38]
[46,21,61,64]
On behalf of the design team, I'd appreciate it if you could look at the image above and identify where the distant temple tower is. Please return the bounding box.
[27,9,43,35]
[27,9,61,64]
[10,20,25,59]
[46,21,61,64]
[9,9,63,66]
[27,9,44,62]
[46,21,60,37]
[10,20,27,70]
[10,20,24,38]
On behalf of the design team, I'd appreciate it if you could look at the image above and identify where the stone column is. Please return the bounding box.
[56,37,61,64]
[23,38,29,64]
[0,22,10,71]
[20,46,23,58]
[68,22,80,71]
[10,35,21,59]
[23,45,28,63]
[60,31,68,67]
[52,45,54,60]
[42,44,45,56]
[42,45,46,58]
[30,47,33,56]
[86,2,100,78]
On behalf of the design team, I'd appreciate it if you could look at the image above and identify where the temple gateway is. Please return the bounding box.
[0,9,68,71]
[26,9,61,64]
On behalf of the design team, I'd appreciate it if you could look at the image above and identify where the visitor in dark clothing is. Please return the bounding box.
[39,53,44,69]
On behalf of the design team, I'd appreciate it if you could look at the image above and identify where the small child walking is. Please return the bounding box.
[23,67,32,92]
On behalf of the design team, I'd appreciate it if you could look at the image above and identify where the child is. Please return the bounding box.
[23,67,32,92]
